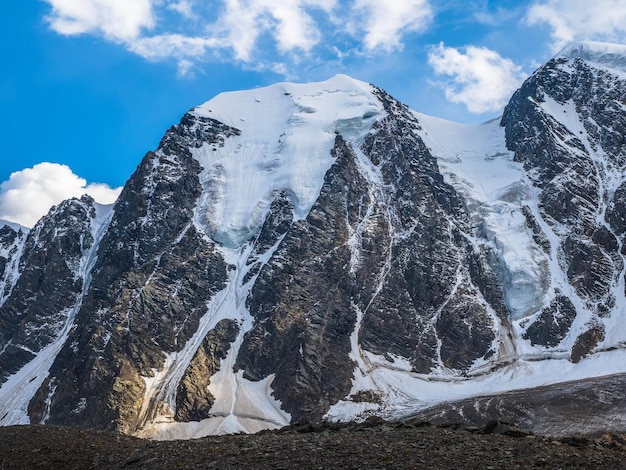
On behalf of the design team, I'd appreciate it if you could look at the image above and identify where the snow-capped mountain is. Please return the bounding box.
[1,41,626,439]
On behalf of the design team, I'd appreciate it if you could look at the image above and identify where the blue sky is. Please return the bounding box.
[2,0,626,227]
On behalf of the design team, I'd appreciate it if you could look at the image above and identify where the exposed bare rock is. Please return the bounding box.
[175,319,240,422]
[1,54,626,436]
[571,324,606,363]
[523,292,577,347]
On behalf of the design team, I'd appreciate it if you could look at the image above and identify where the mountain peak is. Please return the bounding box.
[185,74,383,248]
[555,41,626,72]
[0,219,28,234]
[192,74,373,120]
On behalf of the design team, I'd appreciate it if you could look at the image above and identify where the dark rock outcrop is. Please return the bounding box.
[237,90,507,422]
[523,292,576,347]
[27,115,236,432]
[175,319,240,422]
[236,136,362,423]
[502,53,626,334]
[0,196,98,384]
[570,324,606,363]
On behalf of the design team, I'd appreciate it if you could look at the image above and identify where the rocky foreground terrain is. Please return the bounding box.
[2,419,626,469]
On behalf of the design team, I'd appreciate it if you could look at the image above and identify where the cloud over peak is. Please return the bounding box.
[527,0,626,50]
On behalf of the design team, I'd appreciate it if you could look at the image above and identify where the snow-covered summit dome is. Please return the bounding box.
[189,74,384,247]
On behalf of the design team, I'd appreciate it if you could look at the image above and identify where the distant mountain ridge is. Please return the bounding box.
[1,41,626,439]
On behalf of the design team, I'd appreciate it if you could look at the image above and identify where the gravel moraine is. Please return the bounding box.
[2,419,626,469]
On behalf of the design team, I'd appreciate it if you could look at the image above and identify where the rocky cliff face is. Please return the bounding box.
[0,197,99,386]
[500,43,626,361]
[28,116,233,433]
[1,43,626,438]
[0,222,27,309]
[235,89,508,424]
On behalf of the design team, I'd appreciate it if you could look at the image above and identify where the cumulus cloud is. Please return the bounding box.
[527,0,626,51]
[208,1,299,62]
[203,0,337,61]
[0,163,122,228]
[42,0,339,71]
[42,0,433,72]
[45,0,155,42]
[351,0,433,51]
[428,43,526,114]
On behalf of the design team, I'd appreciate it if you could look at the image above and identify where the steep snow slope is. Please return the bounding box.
[190,74,383,246]
[0,220,28,233]
[415,115,545,321]
[559,41,626,76]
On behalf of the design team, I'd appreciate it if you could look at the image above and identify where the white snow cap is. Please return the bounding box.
[190,74,384,247]
[555,41,626,70]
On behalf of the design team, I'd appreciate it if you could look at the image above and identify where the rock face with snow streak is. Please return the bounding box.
[0,222,27,306]
[0,198,98,385]
[1,42,626,438]
[29,116,232,432]
[501,42,626,361]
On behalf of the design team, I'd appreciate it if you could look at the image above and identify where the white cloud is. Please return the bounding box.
[212,0,336,61]
[351,0,432,51]
[265,1,331,54]
[45,0,155,42]
[42,0,434,73]
[527,0,626,51]
[175,59,196,78]
[129,34,221,61]
[168,0,195,19]
[0,163,122,228]
[43,0,337,65]
[428,43,526,114]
